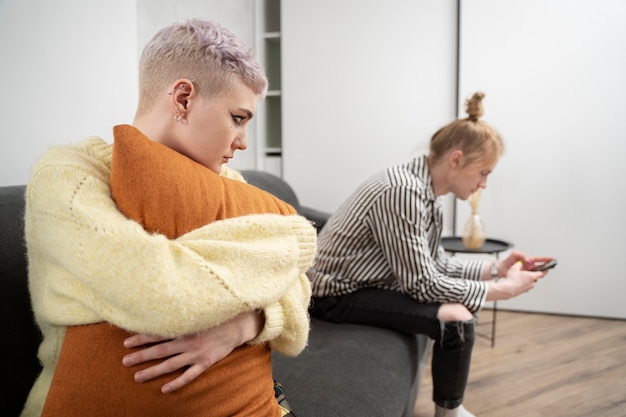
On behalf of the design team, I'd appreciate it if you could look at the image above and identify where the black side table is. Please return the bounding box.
[440,237,513,347]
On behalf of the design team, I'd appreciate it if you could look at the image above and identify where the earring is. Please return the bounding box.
[167,85,186,95]
[174,110,182,123]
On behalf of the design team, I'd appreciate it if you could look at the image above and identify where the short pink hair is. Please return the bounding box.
[137,18,268,114]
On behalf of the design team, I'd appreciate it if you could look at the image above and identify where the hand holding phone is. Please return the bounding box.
[531,259,557,271]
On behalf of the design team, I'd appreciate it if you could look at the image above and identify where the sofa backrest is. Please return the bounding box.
[0,185,43,416]
[240,170,329,232]
[240,170,302,212]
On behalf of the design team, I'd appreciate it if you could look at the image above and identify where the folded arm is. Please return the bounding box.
[26,154,316,345]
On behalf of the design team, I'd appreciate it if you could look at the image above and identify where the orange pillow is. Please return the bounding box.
[42,124,293,417]
[110,124,296,239]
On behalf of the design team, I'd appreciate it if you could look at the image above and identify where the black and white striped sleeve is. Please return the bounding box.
[368,185,488,312]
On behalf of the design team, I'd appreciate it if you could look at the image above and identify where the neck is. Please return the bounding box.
[427,155,451,197]
[132,109,173,146]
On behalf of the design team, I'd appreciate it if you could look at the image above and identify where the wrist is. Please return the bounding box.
[240,310,265,344]
[490,261,500,280]
[486,278,514,301]
[251,309,265,341]
[486,279,502,301]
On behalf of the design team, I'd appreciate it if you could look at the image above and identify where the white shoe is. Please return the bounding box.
[435,404,476,417]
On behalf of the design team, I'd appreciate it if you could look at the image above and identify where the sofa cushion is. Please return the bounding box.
[272,318,422,417]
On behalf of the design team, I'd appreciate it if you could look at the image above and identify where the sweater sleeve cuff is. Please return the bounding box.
[248,301,284,345]
[290,215,318,273]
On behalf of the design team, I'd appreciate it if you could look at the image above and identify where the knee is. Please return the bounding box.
[437,303,473,322]
[436,304,476,348]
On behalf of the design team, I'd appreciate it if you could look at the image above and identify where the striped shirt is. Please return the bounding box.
[307,155,488,313]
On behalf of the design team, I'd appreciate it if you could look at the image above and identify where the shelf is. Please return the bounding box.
[264,96,282,149]
[264,32,280,40]
[264,36,281,89]
[257,0,282,174]
[263,0,280,33]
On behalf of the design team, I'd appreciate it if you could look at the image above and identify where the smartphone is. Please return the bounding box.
[531,259,557,271]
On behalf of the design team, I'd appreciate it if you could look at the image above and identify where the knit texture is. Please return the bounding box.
[22,136,315,417]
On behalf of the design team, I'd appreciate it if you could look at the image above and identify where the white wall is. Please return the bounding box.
[457,0,626,319]
[0,0,137,186]
[281,0,460,236]
[2,1,624,319]
[0,0,257,187]
[282,0,626,319]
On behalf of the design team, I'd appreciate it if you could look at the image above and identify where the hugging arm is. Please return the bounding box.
[27,157,316,346]
[123,271,312,393]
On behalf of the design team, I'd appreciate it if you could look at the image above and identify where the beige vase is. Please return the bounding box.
[462,190,485,249]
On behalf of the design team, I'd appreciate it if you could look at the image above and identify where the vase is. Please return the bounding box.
[462,190,486,249]
[462,213,485,249]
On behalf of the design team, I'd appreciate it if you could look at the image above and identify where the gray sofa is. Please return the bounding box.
[0,171,431,417]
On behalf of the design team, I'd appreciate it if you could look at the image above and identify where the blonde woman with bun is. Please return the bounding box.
[308,92,554,417]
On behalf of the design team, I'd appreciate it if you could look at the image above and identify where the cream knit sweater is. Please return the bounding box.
[22,137,316,416]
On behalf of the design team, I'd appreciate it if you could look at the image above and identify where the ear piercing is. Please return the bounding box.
[168,84,187,122]
[167,84,187,95]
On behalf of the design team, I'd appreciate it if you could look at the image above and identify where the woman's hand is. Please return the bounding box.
[122,310,264,393]
[524,256,556,271]
[486,261,547,301]
[495,250,532,276]
[496,250,555,275]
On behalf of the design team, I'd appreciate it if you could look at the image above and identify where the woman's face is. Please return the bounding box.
[173,79,258,174]
[450,157,498,200]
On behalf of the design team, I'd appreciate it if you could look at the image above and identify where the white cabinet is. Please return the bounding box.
[255,0,283,177]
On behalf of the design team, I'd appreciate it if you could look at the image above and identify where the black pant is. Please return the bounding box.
[310,289,475,409]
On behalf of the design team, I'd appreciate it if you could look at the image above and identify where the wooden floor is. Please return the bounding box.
[413,309,626,417]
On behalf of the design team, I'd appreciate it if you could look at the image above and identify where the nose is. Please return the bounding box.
[234,132,248,151]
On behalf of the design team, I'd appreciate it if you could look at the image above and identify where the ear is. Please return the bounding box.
[168,79,195,120]
[449,149,464,169]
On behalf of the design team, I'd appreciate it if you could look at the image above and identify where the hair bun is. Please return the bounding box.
[465,92,485,121]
